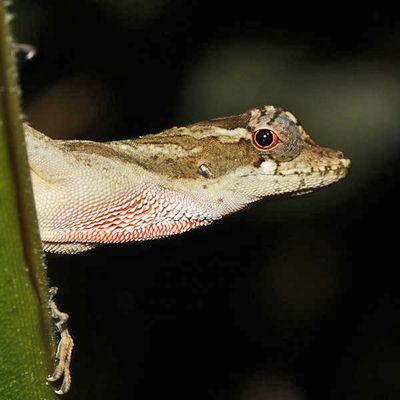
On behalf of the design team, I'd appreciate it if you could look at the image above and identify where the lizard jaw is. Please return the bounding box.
[268,155,351,197]
[222,147,351,203]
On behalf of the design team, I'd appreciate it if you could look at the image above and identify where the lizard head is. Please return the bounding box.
[226,105,352,198]
[135,106,350,205]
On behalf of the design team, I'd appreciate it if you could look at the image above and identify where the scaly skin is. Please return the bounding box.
[26,105,351,254]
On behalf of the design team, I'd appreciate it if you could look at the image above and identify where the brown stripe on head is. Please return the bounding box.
[125,134,260,179]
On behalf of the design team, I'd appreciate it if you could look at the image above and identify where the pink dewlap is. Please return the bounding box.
[49,185,212,243]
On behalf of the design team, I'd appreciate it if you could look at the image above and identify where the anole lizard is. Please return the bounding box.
[25,105,350,393]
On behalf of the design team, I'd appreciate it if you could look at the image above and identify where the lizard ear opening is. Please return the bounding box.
[198,164,213,179]
[251,129,279,150]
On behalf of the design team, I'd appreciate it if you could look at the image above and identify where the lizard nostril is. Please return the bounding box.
[336,151,345,159]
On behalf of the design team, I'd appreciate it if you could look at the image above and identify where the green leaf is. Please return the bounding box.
[0,1,58,399]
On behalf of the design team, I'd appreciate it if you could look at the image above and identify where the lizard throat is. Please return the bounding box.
[41,185,215,244]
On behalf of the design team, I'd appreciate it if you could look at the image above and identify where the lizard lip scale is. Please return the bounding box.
[26,105,351,254]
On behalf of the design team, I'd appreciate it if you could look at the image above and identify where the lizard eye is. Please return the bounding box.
[252,129,278,150]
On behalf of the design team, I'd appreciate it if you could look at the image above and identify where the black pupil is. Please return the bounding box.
[255,129,273,147]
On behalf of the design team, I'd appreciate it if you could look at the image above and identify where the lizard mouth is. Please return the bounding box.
[276,156,351,176]
[306,157,351,176]
[270,156,351,198]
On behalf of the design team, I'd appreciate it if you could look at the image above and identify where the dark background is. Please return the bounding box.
[11,1,400,399]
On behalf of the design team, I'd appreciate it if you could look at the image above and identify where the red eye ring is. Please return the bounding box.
[252,129,279,150]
